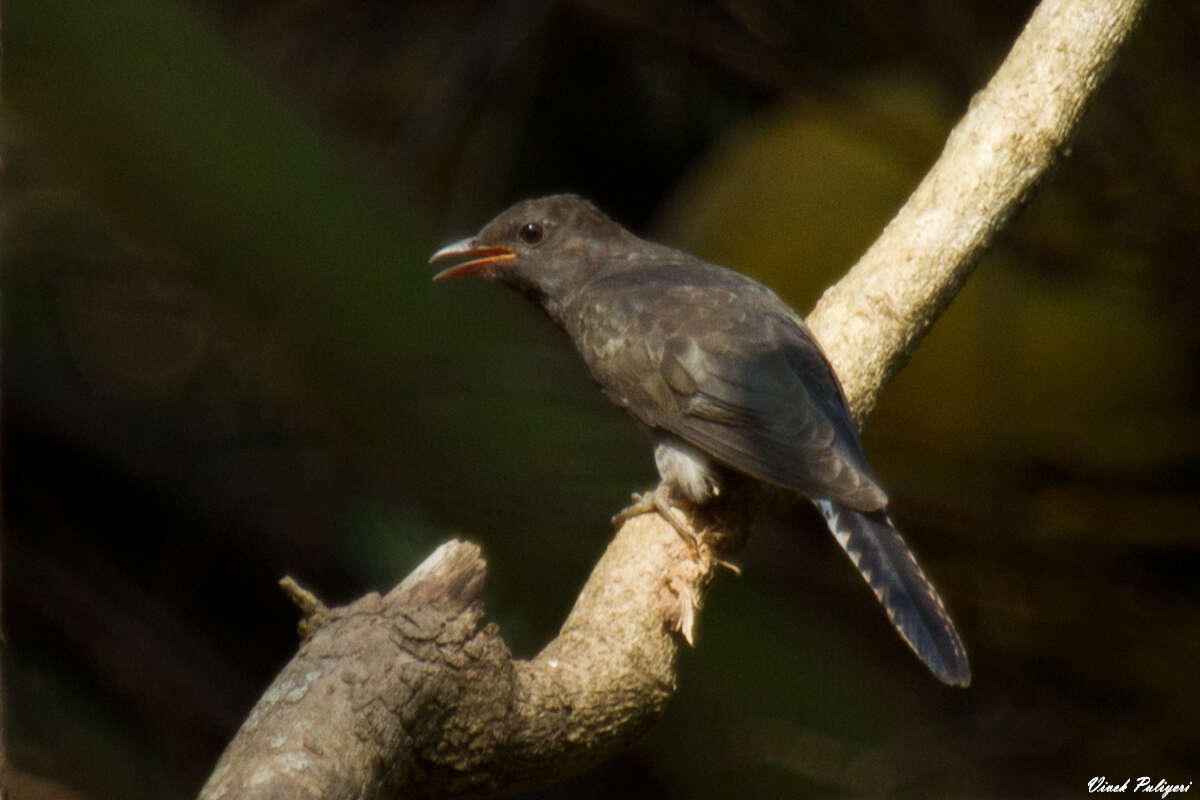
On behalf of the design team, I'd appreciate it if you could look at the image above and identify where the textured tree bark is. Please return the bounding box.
[200,0,1146,796]
[200,520,711,800]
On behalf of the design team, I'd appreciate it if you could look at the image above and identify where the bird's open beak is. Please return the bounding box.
[429,237,517,280]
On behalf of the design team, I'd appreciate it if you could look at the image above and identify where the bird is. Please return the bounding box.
[430,193,970,687]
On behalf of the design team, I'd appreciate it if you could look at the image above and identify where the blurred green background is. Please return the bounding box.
[3,1,1198,797]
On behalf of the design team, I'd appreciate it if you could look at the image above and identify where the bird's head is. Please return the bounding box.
[431,194,633,310]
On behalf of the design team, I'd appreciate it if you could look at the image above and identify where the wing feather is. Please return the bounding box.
[570,266,886,510]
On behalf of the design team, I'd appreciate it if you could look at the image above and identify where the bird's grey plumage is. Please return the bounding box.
[431,193,970,687]
[815,499,969,686]
[562,263,888,511]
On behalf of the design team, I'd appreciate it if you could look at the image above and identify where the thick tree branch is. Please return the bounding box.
[200,0,1146,797]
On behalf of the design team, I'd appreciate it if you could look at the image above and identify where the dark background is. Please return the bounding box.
[4,1,1199,797]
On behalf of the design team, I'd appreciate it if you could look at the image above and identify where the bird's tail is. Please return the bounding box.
[815,499,971,687]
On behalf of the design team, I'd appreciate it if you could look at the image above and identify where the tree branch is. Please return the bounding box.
[808,0,1146,425]
[199,0,1146,796]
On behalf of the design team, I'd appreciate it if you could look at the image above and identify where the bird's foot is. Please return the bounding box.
[610,490,655,529]
[612,485,741,575]
[613,484,698,544]
[704,535,742,575]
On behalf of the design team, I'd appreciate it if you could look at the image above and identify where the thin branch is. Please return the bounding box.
[199,0,1146,797]
[808,0,1147,424]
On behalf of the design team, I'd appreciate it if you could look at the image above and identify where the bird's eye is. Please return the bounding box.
[519,221,544,245]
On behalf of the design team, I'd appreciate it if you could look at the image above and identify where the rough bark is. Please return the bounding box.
[201,521,710,800]
[199,0,1146,797]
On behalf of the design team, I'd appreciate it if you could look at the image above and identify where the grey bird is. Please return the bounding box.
[431,194,970,687]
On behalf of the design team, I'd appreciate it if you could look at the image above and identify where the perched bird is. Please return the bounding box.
[431,194,970,687]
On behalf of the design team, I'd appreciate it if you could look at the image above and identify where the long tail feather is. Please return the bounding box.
[815,499,971,687]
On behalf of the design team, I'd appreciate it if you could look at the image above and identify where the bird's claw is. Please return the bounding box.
[610,490,656,529]
[614,485,698,546]
[612,485,741,575]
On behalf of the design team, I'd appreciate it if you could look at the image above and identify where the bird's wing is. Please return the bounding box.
[572,272,886,510]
